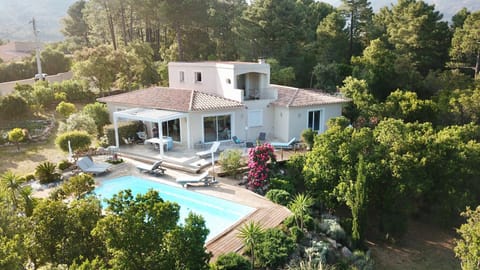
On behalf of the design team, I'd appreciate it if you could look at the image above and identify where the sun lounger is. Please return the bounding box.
[270,137,296,149]
[195,141,221,157]
[176,171,218,188]
[136,160,166,176]
[76,156,111,175]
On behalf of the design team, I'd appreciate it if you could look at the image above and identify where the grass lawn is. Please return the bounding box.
[0,129,66,176]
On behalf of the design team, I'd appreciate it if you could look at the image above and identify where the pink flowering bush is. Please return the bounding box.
[247,143,276,194]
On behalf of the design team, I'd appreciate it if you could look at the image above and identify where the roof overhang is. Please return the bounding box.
[113,108,187,123]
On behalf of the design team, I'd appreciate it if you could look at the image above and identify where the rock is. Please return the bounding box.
[341,246,353,258]
[326,237,336,247]
[336,243,342,249]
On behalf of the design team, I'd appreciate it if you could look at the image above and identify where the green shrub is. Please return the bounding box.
[301,128,316,149]
[255,228,296,269]
[351,250,374,270]
[54,92,67,102]
[104,121,143,145]
[269,177,295,194]
[58,112,97,135]
[35,161,60,184]
[289,225,304,243]
[214,252,251,270]
[82,102,110,135]
[24,174,36,182]
[265,189,291,206]
[0,95,30,120]
[58,160,73,171]
[286,154,306,190]
[32,84,56,108]
[319,218,346,241]
[8,128,25,151]
[55,131,92,153]
[56,101,77,118]
[51,79,94,102]
[61,174,95,199]
[305,240,333,265]
[219,149,244,177]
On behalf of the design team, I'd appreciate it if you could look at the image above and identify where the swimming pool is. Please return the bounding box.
[94,175,255,242]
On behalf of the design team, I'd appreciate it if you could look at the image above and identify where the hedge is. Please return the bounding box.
[103,121,144,146]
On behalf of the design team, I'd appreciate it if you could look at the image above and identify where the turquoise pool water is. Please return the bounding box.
[94,175,255,242]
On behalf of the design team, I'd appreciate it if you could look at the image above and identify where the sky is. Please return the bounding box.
[320,0,480,20]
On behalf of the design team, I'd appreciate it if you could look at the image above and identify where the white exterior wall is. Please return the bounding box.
[168,62,270,103]
[273,106,291,142]
[285,103,344,141]
[244,99,275,142]
[188,108,244,145]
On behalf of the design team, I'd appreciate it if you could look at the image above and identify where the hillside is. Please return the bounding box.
[0,0,479,42]
[0,0,76,42]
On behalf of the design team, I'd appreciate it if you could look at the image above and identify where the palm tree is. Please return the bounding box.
[237,221,264,269]
[288,193,314,231]
[0,171,25,210]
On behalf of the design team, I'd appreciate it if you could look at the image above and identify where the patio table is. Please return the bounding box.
[144,137,173,151]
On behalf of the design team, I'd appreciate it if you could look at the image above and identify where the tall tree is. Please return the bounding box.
[61,0,90,47]
[313,11,350,91]
[72,45,118,94]
[351,155,368,248]
[340,0,373,59]
[379,0,451,76]
[450,11,480,79]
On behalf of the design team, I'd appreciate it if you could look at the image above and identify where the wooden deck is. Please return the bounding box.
[206,203,291,261]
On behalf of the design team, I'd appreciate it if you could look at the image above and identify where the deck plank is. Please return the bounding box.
[206,204,291,261]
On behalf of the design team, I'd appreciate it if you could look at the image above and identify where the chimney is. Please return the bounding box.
[258,58,266,64]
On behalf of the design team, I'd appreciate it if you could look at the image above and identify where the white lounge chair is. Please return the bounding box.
[195,141,221,157]
[136,160,166,176]
[270,137,296,149]
[176,171,218,188]
[76,156,111,175]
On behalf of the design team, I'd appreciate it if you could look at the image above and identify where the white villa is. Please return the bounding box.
[98,61,349,155]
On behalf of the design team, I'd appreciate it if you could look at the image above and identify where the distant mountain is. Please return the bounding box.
[322,0,480,21]
[0,0,77,42]
[0,0,479,42]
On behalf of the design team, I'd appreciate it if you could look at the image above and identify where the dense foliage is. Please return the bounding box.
[455,206,480,270]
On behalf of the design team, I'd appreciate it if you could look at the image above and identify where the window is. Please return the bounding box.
[179,71,184,82]
[203,114,231,142]
[195,72,202,83]
[162,119,180,141]
[247,110,263,127]
[308,110,323,132]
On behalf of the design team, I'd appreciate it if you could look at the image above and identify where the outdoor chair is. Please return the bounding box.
[257,132,266,143]
[270,137,297,149]
[231,136,245,147]
[136,131,147,142]
[195,141,221,158]
[136,160,166,176]
[76,156,111,175]
[176,171,218,188]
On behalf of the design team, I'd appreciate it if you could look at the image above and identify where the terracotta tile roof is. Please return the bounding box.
[271,84,349,107]
[97,87,243,112]
[191,91,244,111]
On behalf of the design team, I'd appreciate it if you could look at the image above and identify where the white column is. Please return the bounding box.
[113,114,119,148]
[186,116,191,149]
[158,121,164,156]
